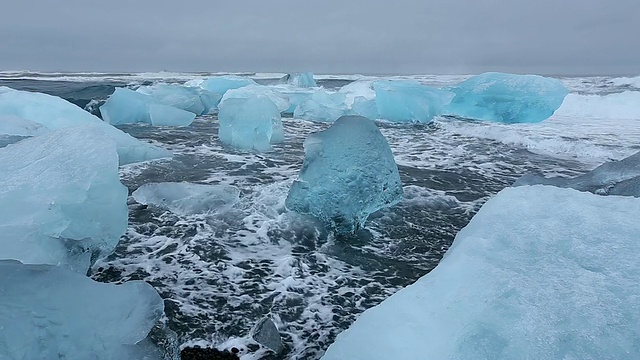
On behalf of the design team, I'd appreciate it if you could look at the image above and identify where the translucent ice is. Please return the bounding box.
[133,182,241,215]
[218,94,284,151]
[323,185,640,360]
[285,116,403,234]
[286,72,317,88]
[100,88,196,126]
[340,81,379,120]
[0,126,128,271]
[200,75,257,96]
[0,114,49,136]
[0,260,164,360]
[444,72,568,123]
[293,89,348,122]
[222,85,290,113]
[515,150,640,196]
[0,87,171,165]
[136,83,221,115]
[373,80,454,123]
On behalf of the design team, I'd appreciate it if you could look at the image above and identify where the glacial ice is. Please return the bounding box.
[280,88,315,114]
[0,87,171,165]
[285,116,403,234]
[444,72,568,123]
[136,83,221,115]
[100,88,196,126]
[322,185,640,360]
[373,80,454,123]
[339,81,379,120]
[293,89,348,122]
[0,114,49,136]
[222,85,290,113]
[286,72,317,88]
[515,150,640,197]
[133,182,241,215]
[0,126,128,271]
[0,260,164,360]
[218,94,284,151]
[200,75,257,96]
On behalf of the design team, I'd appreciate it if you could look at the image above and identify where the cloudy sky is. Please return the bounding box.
[1,0,638,75]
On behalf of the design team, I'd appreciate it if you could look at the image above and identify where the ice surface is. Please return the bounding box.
[322,185,640,360]
[515,151,640,196]
[280,88,315,114]
[286,72,317,88]
[0,114,49,136]
[100,88,196,126]
[133,182,241,215]
[445,72,568,123]
[200,75,257,96]
[0,260,164,360]
[285,116,403,234]
[0,87,171,165]
[0,126,128,271]
[373,80,454,123]
[555,91,640,119]
[136,83,221,115]
[293,89,348,122]
[218,94,284,151]
[222,85,290,113]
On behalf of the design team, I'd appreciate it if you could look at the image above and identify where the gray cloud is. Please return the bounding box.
[1,0,638,75]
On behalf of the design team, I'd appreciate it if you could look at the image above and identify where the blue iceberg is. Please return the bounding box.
[136,83,221,115]
[100,88,196,126]
[218,93,284,152]
[200,75,257,96]
[373,80,454,123]
[515,150,640,197]
[0,126,128,272]
[133,182,240,215]
[444,72,568,123]
[0,260,165,360]
[286,72,317,88]
[0,87,171,165]
[323,185,640,360]
[0,114,49,136]
[340,81,379,120]
[222,85,290,113]
[293,89,348,122]
[285,116,403,234]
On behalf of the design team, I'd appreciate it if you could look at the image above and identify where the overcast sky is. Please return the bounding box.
[1,0,638,75]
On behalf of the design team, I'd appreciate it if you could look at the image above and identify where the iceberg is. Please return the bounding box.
[132,182,241,215]
[340,81,379,120]
[0,87,171,165]
[136,83,221,115]
[293,89,348,122]
[0,126,128,271]
[100,88,196,126]
[285,116,403,235]
[444,72,568,123]
[0,114,49,136]
[280,88,315,115]
[322,185,640,360]
[200,75,257,96]
[286,72,317,88]
[515,150,640,196]
[0,260,164,360]
[222,85,290,113]
[218,94,284,151]
[373,80,454,123]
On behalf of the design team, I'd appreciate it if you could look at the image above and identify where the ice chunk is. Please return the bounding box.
[0,87,171,165]
[280,88,315,114]
[322,185,640,360]
[373,80,453,123]
[132,182,241,215]
[0,260,164,360]
[136,83,221,115]
[285,116,403,234]
[0,114,49,136]
[200,75,257,96]
[100,88,196,126]
[293,89,348,122]
[444,72,568,123]
[340,81,379,120]
[286,72,317,87]
[218,94,284,151]
[222,85,290,113]
[515,151,640,196]
[0,126,128,271]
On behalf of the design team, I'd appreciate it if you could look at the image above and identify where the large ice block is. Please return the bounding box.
[0,126,128,271]
[285,116,403,234]
[0,87,171,165]
[373,80,454,123]
[340,81,379,120]
[515,150,640,196]
[222,85,290,113]
[218,94,284,151]
[293,89,348,122]
[322,185,640,360]
[200,75,257,96]
[0,114,49,136]
[0,260,164,360]
[133,182,241,215]
[286,72,317,88]
[444,72,568,123]
[100,88,196,126]
[136,83,221,115]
